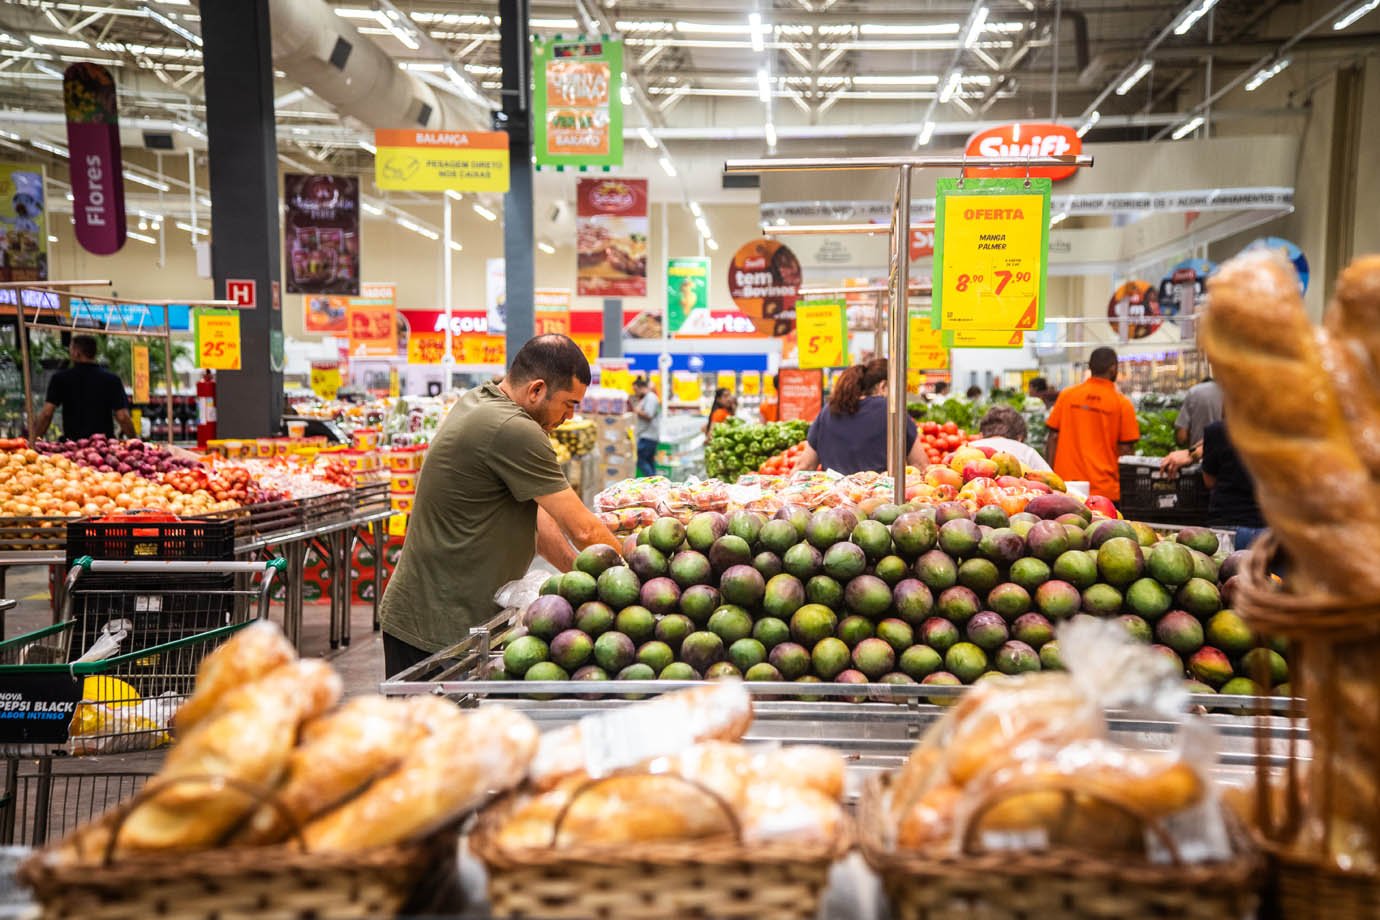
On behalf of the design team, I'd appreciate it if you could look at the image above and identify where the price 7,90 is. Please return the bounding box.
[954,270,1032,294]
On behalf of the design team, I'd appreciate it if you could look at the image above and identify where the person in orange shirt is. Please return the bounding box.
[1044,346,1139,504]
[759,373,780,422]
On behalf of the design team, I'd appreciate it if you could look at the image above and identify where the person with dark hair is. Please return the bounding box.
[632,376,660,477]
[706,387,736,434]
[1026,376,1059,410]
[759,373,781,422]
[792,359,924,475]
[1045,346,1139,504]
[379,334,621,676]
[926,380,949,403]
[970,405,1051,472]
[30,334,134,440]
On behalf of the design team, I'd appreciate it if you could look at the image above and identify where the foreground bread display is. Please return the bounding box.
[20,621,539,920]
[1205,251,1380,912]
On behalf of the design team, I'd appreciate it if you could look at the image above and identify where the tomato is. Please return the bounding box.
[942,421,958,434]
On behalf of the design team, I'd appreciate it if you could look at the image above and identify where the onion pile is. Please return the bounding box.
[34,434,201,477]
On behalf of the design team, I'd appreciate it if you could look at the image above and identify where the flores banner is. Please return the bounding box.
[63,63,125,255]
[284,174,360,295]
[0,163,46,283]
[534,38,623,169]
[576,178,647,297]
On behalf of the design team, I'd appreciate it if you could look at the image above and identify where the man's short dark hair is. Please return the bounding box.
[1029,376,1048,392]
[1089,347,1118,376]
[508,334,591,390]
[934,381,949,394]
[980,405,1028,441]
[965,385,983,399]
[632,375,648,391]
[71,335,98,360]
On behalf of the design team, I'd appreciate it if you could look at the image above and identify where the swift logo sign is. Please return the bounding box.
[963,123,1081,182]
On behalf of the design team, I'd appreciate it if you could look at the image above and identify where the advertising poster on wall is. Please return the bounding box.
[0,163,47,283]
[1157,258,1216,342]
[727,238,803,336]
[576,177,648,297]
[63,63,126,256]
[778,368,823,422]
[667,256,709,335]
[284,174,360,295]
[307,282,392,334]
[533,38,623,169]
[1107,280,1162,340]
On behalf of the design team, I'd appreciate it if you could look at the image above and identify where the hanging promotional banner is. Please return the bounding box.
[407,332,446,365]
[933,177,1049,332]
[131,345,149,404]
[908,314,950,369]
[311,283,394,335]
[962,123,1082,182]
[63,63,125,256]
[283,174,359,295]
[576,178,648,297]
[909,226,935,261]
[485,258,507,333]
[1107,281,1162,340]
[1158,258,1215,341]
[667,256,709,335]
[673,308,760,338]
[728,238,803,336]
[533,37,623,169]
[347,300,397,356]
[373,129,510,193]
[574,335,600,365]
[0,163,47,283]
[310,362,341,400]
[778,368,824,422]
[944,329,1027,349]
[194,309,242,370]
[794,300,847,369]
[457,335,506,365]
[1242,237,1309,293]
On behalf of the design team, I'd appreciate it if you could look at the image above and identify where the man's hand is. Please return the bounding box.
[1160,449,1193,477]
[535,488,622,558]
[30,403,55,440]
[114,408,136,438]
[536,507,577,571]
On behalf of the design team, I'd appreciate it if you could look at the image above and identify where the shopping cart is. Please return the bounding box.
[0,558,283,846]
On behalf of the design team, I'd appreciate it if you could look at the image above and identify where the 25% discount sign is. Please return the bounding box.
[932,177,1050,333]
[194,309,242,371]
[794,299,848,369]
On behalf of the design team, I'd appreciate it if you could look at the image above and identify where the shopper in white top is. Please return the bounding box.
[968,405,1052,473]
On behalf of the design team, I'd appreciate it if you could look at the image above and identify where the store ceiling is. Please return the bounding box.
[0,0,1376,202]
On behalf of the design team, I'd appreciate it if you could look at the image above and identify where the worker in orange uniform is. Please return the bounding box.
[1044,346,1139,506]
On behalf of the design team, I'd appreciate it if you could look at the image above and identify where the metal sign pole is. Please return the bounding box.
[888,165,912,505]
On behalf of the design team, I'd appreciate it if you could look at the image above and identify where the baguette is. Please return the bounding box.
[173,620,296,735]
[301,705,538,852]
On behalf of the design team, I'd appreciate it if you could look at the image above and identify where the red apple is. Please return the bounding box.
[1085,495,1119,518]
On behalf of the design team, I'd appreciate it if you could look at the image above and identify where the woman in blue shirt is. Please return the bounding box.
[792,359,924,475]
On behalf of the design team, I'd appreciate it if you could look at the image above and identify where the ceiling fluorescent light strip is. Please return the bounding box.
[749,12,764,52]
[963,5,989,48]
[1171,115,1204,140]
[1115,61,1152,96]
[1334,0,1379,29]
[1245,57,1290,91]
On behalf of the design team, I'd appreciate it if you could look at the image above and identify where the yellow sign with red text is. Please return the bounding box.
[408,331,446,365]
[794,299,847,370]
[456,335,506,365]
[194,309,242,371]
[945,329,1027,349]
[132,346,150,403]
[908,314,950,370]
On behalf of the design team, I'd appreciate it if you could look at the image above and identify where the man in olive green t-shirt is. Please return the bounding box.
[380,334,621,675]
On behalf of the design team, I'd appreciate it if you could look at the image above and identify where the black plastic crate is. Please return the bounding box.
[1119,457,1210,524]
[65,517,235,568]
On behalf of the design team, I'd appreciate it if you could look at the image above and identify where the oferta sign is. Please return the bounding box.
[534,38,624,169]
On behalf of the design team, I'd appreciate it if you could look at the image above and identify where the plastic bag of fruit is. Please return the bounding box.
[655,478,730,520]
[593,476,671,512]
[883,618,1231,864]
[598,506,658,534]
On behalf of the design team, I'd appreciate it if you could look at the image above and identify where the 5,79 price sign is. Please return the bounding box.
[194,309,242,371]
[794,299,847,370]
[933,177,1050,333]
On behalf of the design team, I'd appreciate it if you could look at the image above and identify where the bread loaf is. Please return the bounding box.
[301,704,538,852]
[173,620,296,735]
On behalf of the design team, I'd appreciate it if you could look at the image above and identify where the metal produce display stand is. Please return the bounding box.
[723,153,1095,503]
[0,481,392,651]
[382,608,1307,789]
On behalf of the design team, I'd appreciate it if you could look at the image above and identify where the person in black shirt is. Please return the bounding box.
[30,335,134,440]
[1199,419,1266,549]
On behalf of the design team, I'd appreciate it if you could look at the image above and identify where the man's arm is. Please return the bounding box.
[30,403,56,440]
[536,506,577,571]
[1175,427,1189,446]
[535,488,622,555]
[114,408,135,438]
[1044,429,1059,466]
[1117,440,1138,457]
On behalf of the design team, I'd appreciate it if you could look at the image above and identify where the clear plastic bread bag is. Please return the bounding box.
[888,618,1231,863]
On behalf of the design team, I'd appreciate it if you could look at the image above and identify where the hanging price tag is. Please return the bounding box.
[908,313,950,370]
[794,299,847,369]
[407,332,446,365]
[132,345,150,403]
[602,368,633,393]
[573,335,601,365]
[944,329,1027,349]
[194,309,242,370]
[310,362,341,399]
[457,335,506,365]
[934,177,1050,332]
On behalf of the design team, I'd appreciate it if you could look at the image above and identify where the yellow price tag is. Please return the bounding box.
[573,335,601,365]
[908,314,950,370]
[310,363,341,400]
[388,368,400,399]
[601,368,633,393]
[457,335,506,365]
[934,178,1049,331]
[194,309,242,371]
[906,368,922,394]
[741,371,761,396]
[132,345,150,403]
[795,300,847,369]
[715,370,737,394]
[407,332,446,365]
[672,372,701,404]
[387,513,408,537]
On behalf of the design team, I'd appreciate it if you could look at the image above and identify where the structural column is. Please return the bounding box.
[200,0,283,436]
[499,0,535,363]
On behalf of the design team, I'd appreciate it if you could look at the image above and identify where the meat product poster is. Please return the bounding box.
[576,177,647,298]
